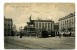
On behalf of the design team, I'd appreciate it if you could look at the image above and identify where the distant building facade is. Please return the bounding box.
[58,12,75,36]
[12,25,17,36]
[54,22,59,36]
[4,17,13,36]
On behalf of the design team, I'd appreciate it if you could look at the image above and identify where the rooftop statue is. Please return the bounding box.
[29,15,31,22]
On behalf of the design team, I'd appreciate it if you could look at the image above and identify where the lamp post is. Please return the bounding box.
[20,26,23,38]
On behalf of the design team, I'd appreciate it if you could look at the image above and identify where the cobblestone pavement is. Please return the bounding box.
[4,36,75,49]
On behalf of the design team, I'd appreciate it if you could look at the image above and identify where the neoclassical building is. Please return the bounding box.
[4,17,13,36]
[58,12,75,36]
[34,20,54,31]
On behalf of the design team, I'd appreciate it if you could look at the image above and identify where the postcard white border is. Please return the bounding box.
[0,0,76,50]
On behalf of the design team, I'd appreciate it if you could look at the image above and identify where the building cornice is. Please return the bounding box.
[59,12,75,21]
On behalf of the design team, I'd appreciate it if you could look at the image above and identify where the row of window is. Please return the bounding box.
[4,20,12,23]
[35,22,53,30]
[59,17,75,29]
[4,23,12,27]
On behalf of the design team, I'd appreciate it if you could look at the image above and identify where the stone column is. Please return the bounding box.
[38,22,39,30]
[50,22,51,31]
[47,23,48,30]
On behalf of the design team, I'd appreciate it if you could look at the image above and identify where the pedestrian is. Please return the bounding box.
[59,34,61,38]
[20,33,22,38]
[20,31,22,38]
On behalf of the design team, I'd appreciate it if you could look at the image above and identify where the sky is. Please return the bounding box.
[4,3,75,31]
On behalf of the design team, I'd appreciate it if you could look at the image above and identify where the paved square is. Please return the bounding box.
[4,36,75,49]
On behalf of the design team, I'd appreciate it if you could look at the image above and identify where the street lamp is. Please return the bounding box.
[20,26,23,38]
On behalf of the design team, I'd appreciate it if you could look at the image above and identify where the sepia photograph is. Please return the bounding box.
[4,3,75,49]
